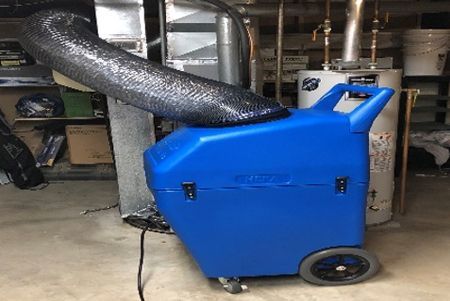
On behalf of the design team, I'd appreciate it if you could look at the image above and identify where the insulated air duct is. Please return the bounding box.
[19,10,288,126]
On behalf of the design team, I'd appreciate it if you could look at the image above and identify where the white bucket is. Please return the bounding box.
[403,29,450,76]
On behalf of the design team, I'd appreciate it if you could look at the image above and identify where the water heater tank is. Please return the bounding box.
[298,69,402,225]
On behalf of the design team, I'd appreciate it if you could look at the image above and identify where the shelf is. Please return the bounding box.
[0,64,55,87]
[415,95,450,102]
[0,64,52,77]
[413,106,450,113]
[15,117,103,122]
[404,75,450,82]
[264,80,297,84]
[0,82,56,88]
[41,160,116,181]
[411,122,450,131]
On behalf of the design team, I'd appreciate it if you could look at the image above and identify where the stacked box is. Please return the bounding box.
[262,55,309,83]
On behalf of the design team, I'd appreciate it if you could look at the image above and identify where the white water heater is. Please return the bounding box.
[298,69,402,225]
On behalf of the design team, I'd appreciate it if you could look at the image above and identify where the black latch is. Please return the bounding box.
[182,182,197,200]
[335,177,348,194]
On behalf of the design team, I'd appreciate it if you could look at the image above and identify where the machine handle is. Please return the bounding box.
[311,83,395,133]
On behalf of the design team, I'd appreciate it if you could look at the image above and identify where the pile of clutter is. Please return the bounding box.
[0,110,45,189]
[410,131,450,166]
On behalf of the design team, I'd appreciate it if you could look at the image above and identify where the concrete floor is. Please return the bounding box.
[0,174,449,301]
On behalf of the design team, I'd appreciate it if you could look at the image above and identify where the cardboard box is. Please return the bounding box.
[260,48,275,57]
[263,55,309,71]
[263,70,299,83]
[66,125,113,165]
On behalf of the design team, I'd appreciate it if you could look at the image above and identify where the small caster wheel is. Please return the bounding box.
[299,247,380,286]
[218,277,248,294]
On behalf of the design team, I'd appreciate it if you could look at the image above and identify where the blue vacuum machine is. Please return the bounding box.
[144,84,394,293]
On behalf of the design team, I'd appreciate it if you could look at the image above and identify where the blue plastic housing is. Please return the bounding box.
[144,84,394,278]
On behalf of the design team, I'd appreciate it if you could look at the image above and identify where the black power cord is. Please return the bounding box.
[80,202,172,300]
[80,202,118,215]
[138,224,150,301]
[126,213,174,301]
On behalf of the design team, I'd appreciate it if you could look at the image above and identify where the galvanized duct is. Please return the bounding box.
[216,13,241,86]
[342,0,365,65]
[19,10,288,127]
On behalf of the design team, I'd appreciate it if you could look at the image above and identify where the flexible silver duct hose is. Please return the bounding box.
[19,10,288,126]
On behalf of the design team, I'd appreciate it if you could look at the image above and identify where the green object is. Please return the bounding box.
[61,92,93,117]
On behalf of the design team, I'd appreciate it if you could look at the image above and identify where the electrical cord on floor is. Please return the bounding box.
[78,199,171,300]
[80,202,119,215]
[135,217,174,301]
[29,181,50,191]
[126,211,174,301]
[124,205,174,234]
[138,224,150,301]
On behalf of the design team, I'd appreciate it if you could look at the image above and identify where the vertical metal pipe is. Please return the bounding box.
[248,17,264,94]
[216,13,241,86]
[370,0,380,68]
[158,0,167,66]
[275,0,284,101]
[323,0,331,70]
[325,0,331,22]
[342,0,365,64]
[399,89,418,215]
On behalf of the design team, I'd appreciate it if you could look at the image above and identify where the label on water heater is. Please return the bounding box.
[346,74,379,100]
[369,132,394,173]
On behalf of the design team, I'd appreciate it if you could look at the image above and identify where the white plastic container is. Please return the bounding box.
[403,29,450,76]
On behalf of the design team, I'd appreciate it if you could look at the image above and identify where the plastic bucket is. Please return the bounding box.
[403,29,450,76]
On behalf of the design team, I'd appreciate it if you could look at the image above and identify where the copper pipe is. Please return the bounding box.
[312,0,331,70]
[248,19,264,94]
[370,30,378,68]
[323,0,331,69]
[399,88,419,215]
[373,0,379,22]
[275,0,284,101]
[370,0,380,68]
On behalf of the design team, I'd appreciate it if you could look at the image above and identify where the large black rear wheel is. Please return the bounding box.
[299,247,380,286]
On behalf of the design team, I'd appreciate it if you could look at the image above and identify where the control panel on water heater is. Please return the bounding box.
[346,74,380,100]
[345,74,379,100]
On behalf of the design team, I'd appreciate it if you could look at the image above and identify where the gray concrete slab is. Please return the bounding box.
[0,175,449,300]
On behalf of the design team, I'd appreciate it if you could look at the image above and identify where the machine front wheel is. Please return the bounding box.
[299,247,380,286]
[218,277,248,294]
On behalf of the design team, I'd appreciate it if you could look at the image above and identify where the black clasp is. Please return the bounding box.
[335,177,348,194]
[182,182,197,200]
